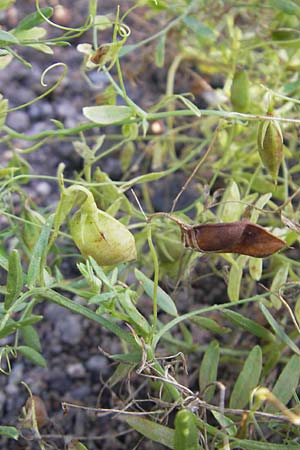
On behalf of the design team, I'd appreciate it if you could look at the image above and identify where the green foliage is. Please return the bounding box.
[1,0,300,448]
[199,340,219,402]
[229,346,263,409]
[174,409,201,450]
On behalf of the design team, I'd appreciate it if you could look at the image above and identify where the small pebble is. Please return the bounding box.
[35,181,52,197]
[28,102,53,120]
[66,362,85,378]
[86,355,108,373]
[56,315,83,345]
[6,110,30,132]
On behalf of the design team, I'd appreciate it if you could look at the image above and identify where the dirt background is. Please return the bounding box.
[0,1,229,449]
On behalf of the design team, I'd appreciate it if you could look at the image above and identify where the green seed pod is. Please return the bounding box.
[174,409,200,450]
[230,69,250,112]
[257,119,283,181]
[69,199,136,266]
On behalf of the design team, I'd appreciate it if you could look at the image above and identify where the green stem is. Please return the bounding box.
[35,0,93,33]
[4,287,139,349]
[165,53,185,158]
[91,0,99,49]
[4,110,299,142]
[102,67,147,118]
[147,225,159,344]
[152,293,270,349]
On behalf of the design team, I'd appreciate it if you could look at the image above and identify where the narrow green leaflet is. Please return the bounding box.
[266,355,300,413]
[155,33,166,68]
[0,254,8,271]
[27,43,53,55]
[21,325,42,353]
[123,416,174,449]
[4,249,23,310]
[199,340,219,402]
[251,193,272,223]
[17,345,47,367]
[191,316,231,335]
[107,362,133,388]
[0,98,8,131]
[269,0,300,17]
[219,181,242,223]
[89,258,113,288]
[0,319,19,339]
[0,315,42,339]
[260,303,300,355]
[231,439,300,449]
[135,268,178,316]
[176,95,201,117]
[174,409,202,450]
[83,105,133,125]
[121,171,167,191]
[120,291,151,336]
[270,263,289,309]
[27,214,54,288]
[249,257,262,281]
[183,16,215,41]
[229,345,262,409]
[0,30,19,44]
[15,6,53,31]
[211,411,237,436]
[110,351,142,363]
[0,426,19,440]
[295,296,300,326]
[13,27,47,41]
[223,310,275,342]
[0,312,43,339]
[89,292,116,304]
[227,255,247,302]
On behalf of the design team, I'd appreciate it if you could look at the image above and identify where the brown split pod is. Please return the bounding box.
[149,213,286,258]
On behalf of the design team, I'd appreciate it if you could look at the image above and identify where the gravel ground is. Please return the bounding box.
[0,2,226,449]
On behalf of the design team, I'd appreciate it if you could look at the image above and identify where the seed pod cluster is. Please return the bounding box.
[257,118,283,181]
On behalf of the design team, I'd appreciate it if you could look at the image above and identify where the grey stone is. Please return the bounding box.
[6,110,30,132]
[66,362,85,378]
[86,355,108,373]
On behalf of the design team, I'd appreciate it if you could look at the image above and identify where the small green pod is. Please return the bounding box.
[174,409,201,450]
[69,199,136,266]
[230,69,250,113]
[257,119,283,181]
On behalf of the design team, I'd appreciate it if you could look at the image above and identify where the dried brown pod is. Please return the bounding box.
[90,45,109,65]
[24,395,49,429]
[149,213,286,258]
